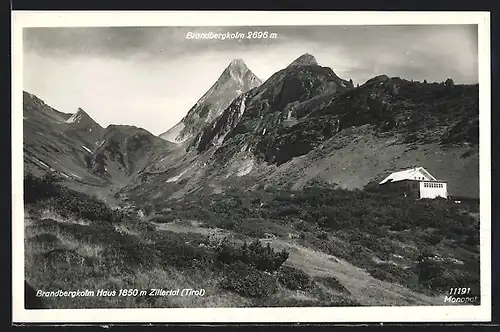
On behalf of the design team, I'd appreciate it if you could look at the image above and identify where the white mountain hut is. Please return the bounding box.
[379,167,448,199]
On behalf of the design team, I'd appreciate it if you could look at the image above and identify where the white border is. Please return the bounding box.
[11,11,491,323]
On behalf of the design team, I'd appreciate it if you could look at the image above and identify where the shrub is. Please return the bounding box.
[216,239,289,272]
[25,171,123,223]
[277,266,314,291]
[293,220,314,232]
[219,262,278,298]
[316,276,351,294]
[416,251,446,291]
[368,263,412,284]
[154,238,213,269]
[425,232,443,245]
[24,171,62,203]
[316,231,329,240]
[47,193,124,223]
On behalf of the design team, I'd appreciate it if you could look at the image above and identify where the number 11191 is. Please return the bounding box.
[449,287,471,295]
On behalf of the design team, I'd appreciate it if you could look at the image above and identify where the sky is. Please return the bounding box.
[23,25,478,135]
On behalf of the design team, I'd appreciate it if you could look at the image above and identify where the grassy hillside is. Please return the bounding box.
[265,125,479,198]
[24,171,479,308]
[25,173,363,308]
[146,183,480,298]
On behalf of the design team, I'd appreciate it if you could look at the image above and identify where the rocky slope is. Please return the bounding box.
[123,54,479,203]
[23,92,106,187]
[23,92,173,193]
[159,59,262,143]
[89,125,173,185]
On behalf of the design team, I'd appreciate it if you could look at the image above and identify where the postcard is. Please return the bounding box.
[11,10,491,323]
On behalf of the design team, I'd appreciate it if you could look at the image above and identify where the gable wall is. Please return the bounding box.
[419,181,448,199]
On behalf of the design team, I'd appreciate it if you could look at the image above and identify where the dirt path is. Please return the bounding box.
[152,221,444,306]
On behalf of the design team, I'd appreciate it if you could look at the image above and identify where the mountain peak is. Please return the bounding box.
[228,58,247,70]
[224,58,250,79]
[159,59,261,143]
[288,53,318,67]
[76,107,88,115]
[66,107,95,125]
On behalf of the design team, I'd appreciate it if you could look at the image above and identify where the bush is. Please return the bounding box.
[25,171,123,223]
[219,262,278,298]
[368,263,413,284]
[293,220,314,232]
[154,235,213,269]
[425,232,443,245]
[24,171,62,204]
[316,231,329,240]
[277,266,314,290]
[46,193,123,223]
[216,239,289,272]
[316,276,351,294]
[416,251,446,291]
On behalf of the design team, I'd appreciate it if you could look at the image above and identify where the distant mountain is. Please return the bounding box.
[23,92,106,186]
[159,59,262,143]
[23,91,173,192]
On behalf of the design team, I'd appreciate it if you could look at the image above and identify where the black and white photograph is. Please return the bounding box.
[12,11,491,323]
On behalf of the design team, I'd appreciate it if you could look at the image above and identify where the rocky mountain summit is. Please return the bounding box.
[287,53,318,67]
[159,59,262,143]
[193,53,355,162]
